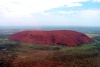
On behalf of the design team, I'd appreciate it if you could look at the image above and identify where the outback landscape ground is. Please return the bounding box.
[0,27,100,67]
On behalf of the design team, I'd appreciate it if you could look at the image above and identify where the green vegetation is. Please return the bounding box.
[0,33,100,67]
[93,36,100,41]
[87,34,100,41]
[0,34,11,39]
[29,44,63,50]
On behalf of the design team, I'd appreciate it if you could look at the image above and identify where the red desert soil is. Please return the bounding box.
[9,30,94,46]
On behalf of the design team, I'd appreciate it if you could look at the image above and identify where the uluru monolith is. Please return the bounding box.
[9,30,94,46]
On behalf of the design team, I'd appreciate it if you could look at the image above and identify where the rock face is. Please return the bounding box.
[9,30,94,46]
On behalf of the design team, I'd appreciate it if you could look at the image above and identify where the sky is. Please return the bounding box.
[0,0,100,27]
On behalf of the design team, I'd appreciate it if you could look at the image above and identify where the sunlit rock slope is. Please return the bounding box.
[9,30,94,46]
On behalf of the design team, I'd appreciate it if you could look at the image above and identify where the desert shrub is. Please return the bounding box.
[1,42,99,67]
[30,45,62,50]
[0,52,18,67]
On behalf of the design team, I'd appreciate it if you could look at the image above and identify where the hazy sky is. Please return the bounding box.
[0,0,100,26]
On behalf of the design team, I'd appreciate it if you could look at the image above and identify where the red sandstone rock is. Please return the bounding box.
[9,30,94,46]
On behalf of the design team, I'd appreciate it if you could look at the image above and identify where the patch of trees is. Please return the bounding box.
[93,36,100,41]
[0,34,11,39]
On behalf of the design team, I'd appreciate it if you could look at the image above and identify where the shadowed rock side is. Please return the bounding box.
[9,30,94,46]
